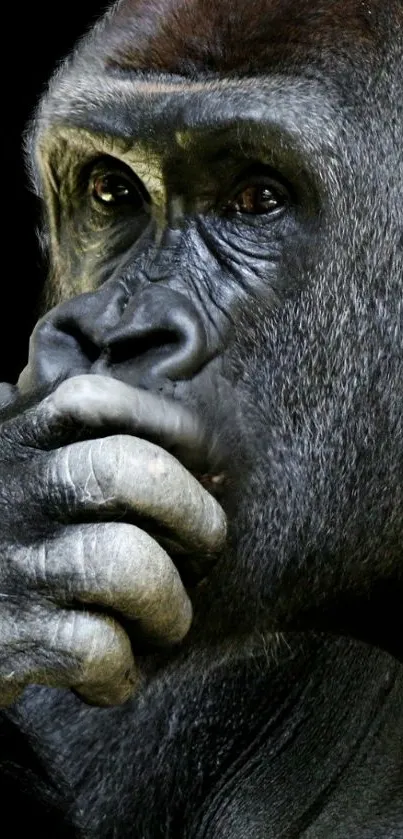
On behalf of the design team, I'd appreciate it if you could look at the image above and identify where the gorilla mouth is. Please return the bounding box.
[198,471,227,492]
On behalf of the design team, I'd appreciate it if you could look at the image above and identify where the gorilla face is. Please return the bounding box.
[0,3,402,837]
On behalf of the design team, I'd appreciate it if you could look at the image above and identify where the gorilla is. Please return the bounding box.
[0,0,402,836]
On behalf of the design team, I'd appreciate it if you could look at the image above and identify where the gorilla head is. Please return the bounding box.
[0,2,402,837]
[20,0,402,648]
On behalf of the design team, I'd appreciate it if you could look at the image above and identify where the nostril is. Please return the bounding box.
[101,287,208,382]
[108,328,180,365]
[60,321,102,365]
[49,283,130,368]
[17,318,102,396]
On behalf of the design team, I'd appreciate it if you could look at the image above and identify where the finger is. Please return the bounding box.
[0,600,137,708]
[14,523,193,644]
[46,434,227,553]
[11,374,209,468]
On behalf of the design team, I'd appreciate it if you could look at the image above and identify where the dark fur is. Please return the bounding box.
[105,0,395,74]
[1,0,402,836]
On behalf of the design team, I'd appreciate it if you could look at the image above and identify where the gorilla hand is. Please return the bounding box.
[0,375,226,707]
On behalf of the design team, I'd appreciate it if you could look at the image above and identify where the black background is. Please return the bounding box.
[4,3,105,383]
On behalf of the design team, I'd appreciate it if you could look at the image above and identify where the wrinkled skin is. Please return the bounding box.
[0,0,402,837]
[0,375,226,706]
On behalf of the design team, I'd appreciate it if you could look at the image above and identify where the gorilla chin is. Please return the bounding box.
[0,1,402,837]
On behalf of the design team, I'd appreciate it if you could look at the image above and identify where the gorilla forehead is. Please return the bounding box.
[101,0,398,75]
[32,0,402,161]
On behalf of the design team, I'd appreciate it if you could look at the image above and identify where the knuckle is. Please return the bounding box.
[12,544,47,588]
[66,438,126,506]
[48,442,110,509]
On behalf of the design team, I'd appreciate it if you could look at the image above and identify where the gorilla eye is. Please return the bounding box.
[90,163,147,210]
[225,179,287,217]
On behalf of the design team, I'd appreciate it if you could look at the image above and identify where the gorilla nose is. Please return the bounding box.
[18,283,208,395]
[94,286,207,385]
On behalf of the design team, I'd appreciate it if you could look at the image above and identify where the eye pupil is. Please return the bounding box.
[225,183,284,216]
[239,185,279,214]
[245,186,277,213]
[92,174,134,205]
